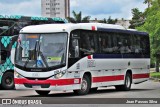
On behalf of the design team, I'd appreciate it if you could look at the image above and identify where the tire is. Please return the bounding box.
[35,90,50,96]
[90,87,98,93]
[1,72,15,90]
[74,75,91,95]
[115,73,132,91]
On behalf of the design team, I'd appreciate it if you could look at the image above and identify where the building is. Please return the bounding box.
[41,0,70,18]
[90,18,130,29]
[115,19,130,29]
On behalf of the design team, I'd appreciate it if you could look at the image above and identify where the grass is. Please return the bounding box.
[150,72,160,79]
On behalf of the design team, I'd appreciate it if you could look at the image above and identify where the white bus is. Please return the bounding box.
[13,23,150,95]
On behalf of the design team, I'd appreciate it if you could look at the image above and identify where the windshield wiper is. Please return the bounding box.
[36,39,49,68]
[39,51,49,68]
[24,57,29,68]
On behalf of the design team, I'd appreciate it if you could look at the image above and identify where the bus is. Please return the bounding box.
[13,23,150,95]
[0,15,66,89]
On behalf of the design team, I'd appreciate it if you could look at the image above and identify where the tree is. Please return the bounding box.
[144,0,152,8]
[137,0,160,72]
[99,17,117,24]
[129,8,145,29]
[99,18,107,23]
[107,16,118,24]
[67,11,91,23]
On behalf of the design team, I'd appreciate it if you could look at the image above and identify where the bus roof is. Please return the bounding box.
[0,15,67,23]
[20,23,148,35]
[0,15,67,36]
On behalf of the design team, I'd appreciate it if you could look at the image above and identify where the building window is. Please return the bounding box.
[46,12,50,14]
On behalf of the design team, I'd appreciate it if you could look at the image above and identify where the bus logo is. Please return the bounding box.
[87,60,96,67]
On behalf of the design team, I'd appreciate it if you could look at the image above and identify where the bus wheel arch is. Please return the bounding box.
[74,72,92,95]
[1,70,15,90]
[115,70,132,91]
[125,70,132,84]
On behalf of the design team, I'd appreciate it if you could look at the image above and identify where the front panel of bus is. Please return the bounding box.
[14,33,68,81]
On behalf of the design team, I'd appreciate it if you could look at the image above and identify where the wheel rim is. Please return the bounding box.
[5,76,13,86]
[81,79,87,91]
[126,76,131,88]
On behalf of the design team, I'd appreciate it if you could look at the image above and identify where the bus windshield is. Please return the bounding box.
[15,33,67,69]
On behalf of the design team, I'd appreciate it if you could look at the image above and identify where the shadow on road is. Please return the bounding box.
[22,88,154,97]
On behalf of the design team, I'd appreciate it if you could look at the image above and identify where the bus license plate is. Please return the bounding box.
[32,85,41,89]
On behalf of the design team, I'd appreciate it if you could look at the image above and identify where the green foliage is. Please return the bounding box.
[99,17,117,24]
[129,8,145,29]
[150,72,160,79]
[137,0,160,65]
[107,16,118,24]
[143,0,153,8]
[99,18,107,23]
[67,11,91,23]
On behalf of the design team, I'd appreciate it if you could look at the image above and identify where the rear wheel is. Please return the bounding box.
[1,72,14,90]
[35,90,50,96]
[74,75,91,95]
[115,73,132,91]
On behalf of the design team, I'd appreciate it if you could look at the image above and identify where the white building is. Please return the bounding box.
[115,20,130,29]
[41,0,70,18]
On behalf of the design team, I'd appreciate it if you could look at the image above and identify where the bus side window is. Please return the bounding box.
[131,35,141,54]
[0,50,7,64]
[118,33,131,54]
[80,31,98,56]
[112,33,121,53]
[100,32,115,54]
[140,36,150,55]
[0,38,8,64]
[69,33,80,58]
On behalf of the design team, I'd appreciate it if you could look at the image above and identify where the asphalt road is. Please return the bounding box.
[0,80,160,98]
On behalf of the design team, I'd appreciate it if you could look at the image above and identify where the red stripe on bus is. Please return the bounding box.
[133,73,149,79]
[92,75,124,83]
[92,73,149,83]
[92,26,96,30]
[87,55,92,59]
[14,73,149,86]
[14,78,81,86]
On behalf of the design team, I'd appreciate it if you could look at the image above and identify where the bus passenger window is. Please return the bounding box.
[131,35,141,54]
[116,33,131,54]
[80,32,98,56]
[0,50,7,64]
[69,34,80,58]
[100,33,114,53]
[140,36,150,55]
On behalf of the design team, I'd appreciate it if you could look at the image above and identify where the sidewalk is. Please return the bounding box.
[149,68,160,82]
[150,68,155,72]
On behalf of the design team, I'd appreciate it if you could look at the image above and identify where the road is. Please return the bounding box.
[0,80,160,98]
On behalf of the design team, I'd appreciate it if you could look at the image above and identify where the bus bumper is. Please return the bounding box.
[14,78,81,91]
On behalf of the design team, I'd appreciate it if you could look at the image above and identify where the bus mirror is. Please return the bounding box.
[11,48,15,64]
[75,46,79,57]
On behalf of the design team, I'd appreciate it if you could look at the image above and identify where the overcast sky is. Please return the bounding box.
[0,0,147,20]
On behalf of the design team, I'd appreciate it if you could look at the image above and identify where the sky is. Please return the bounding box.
[0,0,147,20]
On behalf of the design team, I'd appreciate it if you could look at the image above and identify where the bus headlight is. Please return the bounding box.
[14,71,23,78]
[54,70,66,79]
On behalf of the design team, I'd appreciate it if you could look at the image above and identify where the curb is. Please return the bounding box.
[150,77,160,82]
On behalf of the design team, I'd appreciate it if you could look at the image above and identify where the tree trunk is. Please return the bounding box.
[155,58,159,72]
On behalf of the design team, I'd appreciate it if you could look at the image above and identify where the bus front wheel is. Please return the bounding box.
[115,73,132,91]
[1,72,14,90]
[35,90,50,96]
[74,75,91,95]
